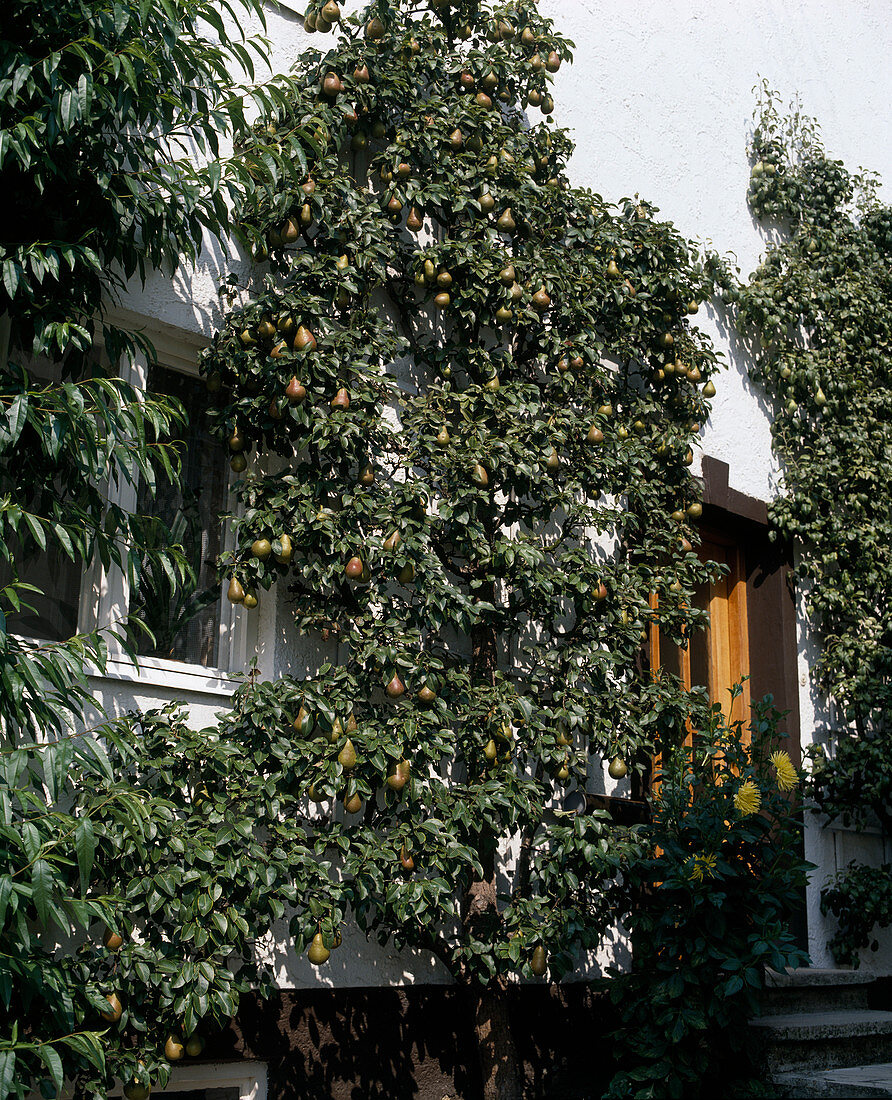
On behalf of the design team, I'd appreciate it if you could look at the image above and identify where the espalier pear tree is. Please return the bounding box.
[201,0,720,1094]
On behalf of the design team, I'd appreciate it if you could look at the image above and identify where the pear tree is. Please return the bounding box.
[202,1,720,1094]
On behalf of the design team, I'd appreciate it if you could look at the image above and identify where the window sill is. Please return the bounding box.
[104,1059,266,1098]
[89,652,243,699]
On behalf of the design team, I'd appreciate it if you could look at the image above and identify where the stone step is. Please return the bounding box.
[766,968,874,985]
[764,968,874,1015]
[751,1010,892,1074]
[773,1063,892,1098]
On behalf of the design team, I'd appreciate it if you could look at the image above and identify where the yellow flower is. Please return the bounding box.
[734,779,762,817]
[688,853,718,882]
[770,749,799,792]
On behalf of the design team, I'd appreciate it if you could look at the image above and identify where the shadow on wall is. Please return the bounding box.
[206,984,616,1100]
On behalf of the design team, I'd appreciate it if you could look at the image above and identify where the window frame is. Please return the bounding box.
[77,312,254,693]
[104,1061,267,1099]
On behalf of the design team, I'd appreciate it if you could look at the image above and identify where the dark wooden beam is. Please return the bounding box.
[701,454,769,526]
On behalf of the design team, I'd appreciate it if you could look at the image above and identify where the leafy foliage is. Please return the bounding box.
[0,704,314,1098]
[731,87,892,729]
[0,0,276,684]
[604,697,811,1100]
[809,729,892,835]
[0,0,269,361]
[729,87,892,969]
[822,862,892,968]
[0,4,814,1098]
[0,0,282,1094]
[200,0,727,1092]
[205,0,718,968]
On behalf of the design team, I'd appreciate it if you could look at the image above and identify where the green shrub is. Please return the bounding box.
[604,694,811,1100]
[822,863,892,968]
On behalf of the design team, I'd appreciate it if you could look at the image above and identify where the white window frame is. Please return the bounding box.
[102,1061,268,1099]
[78,310,255,695]
[161,1062,267,1098]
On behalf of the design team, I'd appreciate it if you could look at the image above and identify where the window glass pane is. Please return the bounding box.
[689,582,710,692]
[0,538,82,641]
[130,364,228,667]
[1,362,83,641]
[657,624,681,681]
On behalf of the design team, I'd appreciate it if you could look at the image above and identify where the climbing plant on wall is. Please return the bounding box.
[202,1,724,1094]
[731,87,892,966]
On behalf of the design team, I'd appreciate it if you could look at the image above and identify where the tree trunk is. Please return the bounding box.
[467,584,522,1098]
[473,977,523,1100]
[463,840,523,1099]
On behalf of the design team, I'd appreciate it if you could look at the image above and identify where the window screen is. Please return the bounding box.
[130,364,228,667]
[0,538,82,641]
[1,363,83,641]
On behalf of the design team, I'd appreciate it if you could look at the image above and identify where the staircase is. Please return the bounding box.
[750,969,892,1097]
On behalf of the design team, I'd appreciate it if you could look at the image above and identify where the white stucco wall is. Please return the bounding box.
[547,0,892,506]
[97,0,892,983]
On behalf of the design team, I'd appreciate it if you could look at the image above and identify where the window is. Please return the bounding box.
[650,529,751,731]
[109,1061,267,1099]
[1,537,83,642]
[0,363,85,642]
[82,316,252,683]
[129,362,229,667]
[4,317,249,687]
